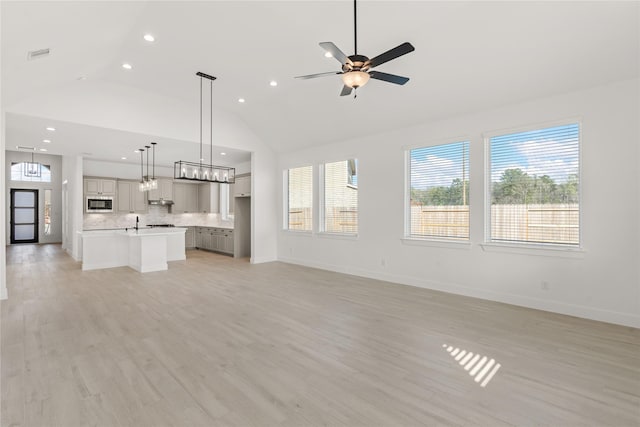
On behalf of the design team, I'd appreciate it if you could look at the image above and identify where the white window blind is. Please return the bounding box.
[322,159,358,234]
[408,141,469,239]
[489,123,580,246]
[287,165,313,231]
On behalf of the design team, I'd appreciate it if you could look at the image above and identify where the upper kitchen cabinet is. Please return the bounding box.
[148,179,173,202]
[234,174,251,197]
[117,181,147,213]
[84,178,116,195]
[173,182,199,213]
[198,183,220,213]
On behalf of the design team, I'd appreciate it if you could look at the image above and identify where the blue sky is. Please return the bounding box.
[410,124,579,190]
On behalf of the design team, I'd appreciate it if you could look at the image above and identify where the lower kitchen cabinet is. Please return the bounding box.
[185,227,196,249]
[194,227,233,256]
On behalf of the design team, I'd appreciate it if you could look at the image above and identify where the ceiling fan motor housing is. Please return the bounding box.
[344,54,370,72]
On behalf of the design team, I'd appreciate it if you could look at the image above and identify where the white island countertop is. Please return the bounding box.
[79,228,187,272]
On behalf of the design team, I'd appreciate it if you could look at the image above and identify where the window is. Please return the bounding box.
[488,123,580,246]
[408,141,470,240]
[11,162,51,182]
[286,165,313,231]
[322,159,358,235]
[44,189,52,236]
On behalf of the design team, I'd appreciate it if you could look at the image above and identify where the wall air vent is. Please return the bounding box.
[16,146,36,151]
[27,48,50,61]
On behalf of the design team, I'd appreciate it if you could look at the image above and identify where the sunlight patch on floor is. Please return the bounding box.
[442,343,501,388]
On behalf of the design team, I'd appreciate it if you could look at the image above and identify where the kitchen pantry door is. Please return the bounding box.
[10,189,39,244]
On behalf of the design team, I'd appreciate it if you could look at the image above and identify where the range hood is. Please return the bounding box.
[148,199,174,206]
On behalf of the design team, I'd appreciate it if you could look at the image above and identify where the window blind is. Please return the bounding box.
[323,159,358,234]
[489,123,580,246]
[409,141,469,239]
[287,166,313,231]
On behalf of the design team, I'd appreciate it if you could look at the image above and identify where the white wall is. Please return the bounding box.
[278,78,640,328]
[61,155,83,260]
[5,151,63,244]
[0,113,6,300]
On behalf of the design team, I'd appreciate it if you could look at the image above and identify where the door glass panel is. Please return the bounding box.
[14,208,35,224]
[14,191,35,207]
[14,224,35,240]
[44,189,52,235]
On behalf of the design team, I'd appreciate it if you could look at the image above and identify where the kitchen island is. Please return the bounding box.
[79,228,187,272]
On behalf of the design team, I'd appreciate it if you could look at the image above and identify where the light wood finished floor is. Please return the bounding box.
[2,244,639,426]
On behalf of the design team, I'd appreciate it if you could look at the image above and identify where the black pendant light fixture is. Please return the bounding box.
[174,72,235,184]
[24,152,42,177]
[138,143,159,191]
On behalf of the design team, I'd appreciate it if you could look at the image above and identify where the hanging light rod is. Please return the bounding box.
[174,71,235,184]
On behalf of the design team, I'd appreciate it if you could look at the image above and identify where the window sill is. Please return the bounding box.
[281,230,313,236]
[480,242,585,259]
[317,232,358,241]
[401,237,471,250]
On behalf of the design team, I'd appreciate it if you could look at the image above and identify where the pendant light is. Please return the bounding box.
[138,148,146,191]
[149,142,158,190]
[174,71,235,184]
[24,152,42,177]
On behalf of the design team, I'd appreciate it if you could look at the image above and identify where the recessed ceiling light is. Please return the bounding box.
[43,139,51,143]
[324,52,333,58]
[134,150,139,153]
[121,157,127,160]
[143,34,155,42]
[77,76,87,81]
[46,127,55,131]
[220,152,226,156]
[39,148,47,152]
[122,63,133,70]
[270,80,278,87]
[238,98,245,103]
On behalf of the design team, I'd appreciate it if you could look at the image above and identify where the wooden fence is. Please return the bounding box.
[288,207,357,233]
[411,204,579,244]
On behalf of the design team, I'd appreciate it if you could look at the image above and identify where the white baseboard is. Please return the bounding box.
[251,256,278,264]
[278,256,640,328]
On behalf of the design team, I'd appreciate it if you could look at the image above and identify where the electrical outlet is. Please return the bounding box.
[381,257,387,267]
[541,281,550,291]
[289,247,293,255]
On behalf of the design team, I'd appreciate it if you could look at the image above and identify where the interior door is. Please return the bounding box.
[10,189,39,244]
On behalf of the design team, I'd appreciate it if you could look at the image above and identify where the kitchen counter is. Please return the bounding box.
[79,228,187,272]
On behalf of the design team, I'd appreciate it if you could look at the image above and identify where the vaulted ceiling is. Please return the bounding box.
[2,1,638,160]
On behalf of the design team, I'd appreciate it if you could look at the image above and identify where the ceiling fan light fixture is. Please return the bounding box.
[342,71,370,89]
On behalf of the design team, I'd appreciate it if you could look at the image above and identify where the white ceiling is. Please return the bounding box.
[2,1,639,154]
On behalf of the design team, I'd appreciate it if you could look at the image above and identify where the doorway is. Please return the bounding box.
[10,189,39,244]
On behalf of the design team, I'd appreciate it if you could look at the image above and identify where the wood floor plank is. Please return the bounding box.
[2,244,639,426]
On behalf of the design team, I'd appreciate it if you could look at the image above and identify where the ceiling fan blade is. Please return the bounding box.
[368,42,415,69]
[294,71,342,80]
[369,71,410,85]
[340,85,353,96]
[319,42,353,66]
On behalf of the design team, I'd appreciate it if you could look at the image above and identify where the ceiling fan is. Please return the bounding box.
[295,0,415,97]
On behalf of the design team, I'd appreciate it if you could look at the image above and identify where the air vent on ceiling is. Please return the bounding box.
[27,48,50,61]
[16,146,36,151]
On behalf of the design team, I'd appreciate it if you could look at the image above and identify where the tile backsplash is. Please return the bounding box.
[83,205,234,230]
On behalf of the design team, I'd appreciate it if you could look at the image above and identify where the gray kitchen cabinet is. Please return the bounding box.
[84,178,117,195]
[233,175,251,197]
[194,226,233,256]
[198,183,219,213]
[117,181,147,213]
[148,179,173,202]
[172,183,198,213]
[185,227,196,249]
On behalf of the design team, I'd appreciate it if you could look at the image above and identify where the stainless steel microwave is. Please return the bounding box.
[86,196,114,213]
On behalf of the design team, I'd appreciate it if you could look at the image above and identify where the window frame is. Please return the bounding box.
[483,118,583,251]
[404,138,472,243]
[319,158,359,237]
[283,164,314,233]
